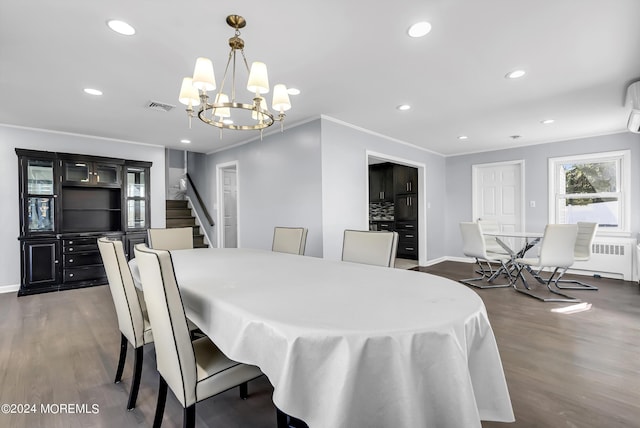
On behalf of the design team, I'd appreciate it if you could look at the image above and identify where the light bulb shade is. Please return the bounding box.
[213,93,231,118]
[192,57,216,91]
[178,77,200,106]
[247,61,269,94]
[252,97,269,120]
[272,84,291,112]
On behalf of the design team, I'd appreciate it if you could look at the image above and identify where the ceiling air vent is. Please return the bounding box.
[146,100,176,112]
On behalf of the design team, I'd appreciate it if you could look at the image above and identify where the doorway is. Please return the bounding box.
[366,151,427,267]
[216,162,239,248]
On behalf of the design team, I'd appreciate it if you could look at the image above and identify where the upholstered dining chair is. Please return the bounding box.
[459,222,512,288]
[134,244,263,428]
[98,237,153,411]
[272,226,308,255]
[554,221,599,290]
[147,227,194,251]
[341,229,399,268]
[512,223,580,302]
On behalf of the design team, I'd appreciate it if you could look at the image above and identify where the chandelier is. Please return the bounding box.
[178,14,292,136]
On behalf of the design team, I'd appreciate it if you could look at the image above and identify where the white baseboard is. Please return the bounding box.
[0,284,19,294]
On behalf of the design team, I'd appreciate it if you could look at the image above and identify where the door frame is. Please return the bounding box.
[471,159,525,231]
[216,161,240,248]
[366,150,428,266]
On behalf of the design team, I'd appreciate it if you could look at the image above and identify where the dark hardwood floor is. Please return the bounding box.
[0,261,638,427]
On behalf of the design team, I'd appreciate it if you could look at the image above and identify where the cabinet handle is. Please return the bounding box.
[406,247,415,251]
[69,241,74,244]
[405,224,414,228]
[380,191,384,199]
[69,248,74,252]
[54,260,59,264]
[69,273,74,277]
[69,259,74,263]
[409,182,412,192]
[406,234,414,238]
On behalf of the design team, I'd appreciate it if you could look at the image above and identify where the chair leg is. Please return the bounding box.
[513,267,581,303]
[153,376,168,428]
[460,259,511,289]
[239,381,248,400]
[126,346,144,410]
[184,404,196,428]
[114,333,128,383]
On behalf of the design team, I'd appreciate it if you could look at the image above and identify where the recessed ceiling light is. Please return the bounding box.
[287,88,300,95]
[505,70,526,79]
[180,139,191,144]
[458,135,469,140]
[84,88,103,96]
[107,20,136,36]
[407,22,432,38]
[541,119,555,124]
[397,104,411,111]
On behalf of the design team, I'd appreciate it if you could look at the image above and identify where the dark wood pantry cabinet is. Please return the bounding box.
[16,149,151,296]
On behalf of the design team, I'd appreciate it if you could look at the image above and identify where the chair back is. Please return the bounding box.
[478,218,508,254]
[574,222,598,259]
[272,227,308,255]
[341,230,398,267]
[147,227,193,250]
[134,244,197,407]
[98,238,147,348]
[460,222,488,259]
[538,224,578,268]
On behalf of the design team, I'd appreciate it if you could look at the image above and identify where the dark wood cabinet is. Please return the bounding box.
[20,238,60,292]
[368,162,419,260]
[16,149,151,296]
[369,164,394,202]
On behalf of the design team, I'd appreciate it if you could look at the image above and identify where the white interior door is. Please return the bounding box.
[473,161,524,249]
[221,167,238,248]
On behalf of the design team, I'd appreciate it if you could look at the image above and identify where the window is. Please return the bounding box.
[548,150,630,234]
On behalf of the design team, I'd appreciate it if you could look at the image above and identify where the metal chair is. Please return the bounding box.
[459,222,512,288]
[555,222,599,290]
[512,224,580,302]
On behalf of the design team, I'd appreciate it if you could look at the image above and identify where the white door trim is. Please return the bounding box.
[472,159,525,230]
[366,150,428,266]
[216,160,240,248]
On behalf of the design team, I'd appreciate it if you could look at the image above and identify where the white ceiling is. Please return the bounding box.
[1,0,639,156]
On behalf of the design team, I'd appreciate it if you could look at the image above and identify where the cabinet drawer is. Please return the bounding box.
[63,266,106,283]
[64,243,99,253]
[397,230,417,241]
[64,252,102,267]
[395,221,417,230]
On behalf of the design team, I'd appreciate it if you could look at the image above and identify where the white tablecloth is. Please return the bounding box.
[166,248,514,428]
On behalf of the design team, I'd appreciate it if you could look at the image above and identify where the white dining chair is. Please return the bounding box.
[478,219,511,256]
[459,222,513,288]
[98,237,153,410]
[147,227,194,251]
[512,224,580,302]
[554,222,599,290]
[341,229,398,268]
[134,244,263,428]
[272,226,308,255]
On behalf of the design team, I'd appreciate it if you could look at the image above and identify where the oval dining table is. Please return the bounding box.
[147,247,514,428]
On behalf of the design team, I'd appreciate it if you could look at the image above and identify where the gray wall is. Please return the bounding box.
[0,125,166,288]
[445,132,640,257]
[319,118,447,261]
[205,120,324,256]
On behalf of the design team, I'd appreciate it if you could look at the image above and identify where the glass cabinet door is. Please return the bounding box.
[126,167,146,197]
[95,163,121,185]
[125,166,149,230]
[28,197,55,232]
[64,161,91,183]
[27,159,54,195]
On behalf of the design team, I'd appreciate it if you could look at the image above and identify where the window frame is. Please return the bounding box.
[548,150,631,236]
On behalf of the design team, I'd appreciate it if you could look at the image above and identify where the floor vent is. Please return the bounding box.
[146,100,175,112]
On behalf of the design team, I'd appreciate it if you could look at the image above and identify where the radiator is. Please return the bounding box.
[569,237,636,281]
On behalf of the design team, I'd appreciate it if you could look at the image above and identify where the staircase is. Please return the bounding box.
[165,200,208,248]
